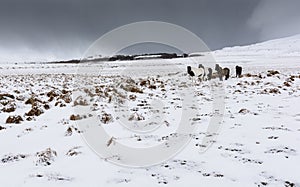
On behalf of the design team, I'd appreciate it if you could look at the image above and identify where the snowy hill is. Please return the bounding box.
[1,35,300,187]
[214,34,300,58]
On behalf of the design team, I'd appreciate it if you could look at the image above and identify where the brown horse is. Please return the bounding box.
[215,64,230,80]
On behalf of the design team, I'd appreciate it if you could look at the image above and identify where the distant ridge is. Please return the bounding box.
[41,53,189,64]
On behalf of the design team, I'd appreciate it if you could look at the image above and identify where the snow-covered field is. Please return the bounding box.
[1,35,300,187]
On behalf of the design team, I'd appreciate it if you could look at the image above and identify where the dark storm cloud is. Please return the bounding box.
[247,0,300,41]
[0,0,299,62]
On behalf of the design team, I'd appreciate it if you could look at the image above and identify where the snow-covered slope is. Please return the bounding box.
[1,35,300,187]
[214,34,300,58]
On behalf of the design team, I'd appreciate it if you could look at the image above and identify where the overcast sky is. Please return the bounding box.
[1,0,300,62]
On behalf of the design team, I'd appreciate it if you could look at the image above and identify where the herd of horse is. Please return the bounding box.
[187,64,242,82]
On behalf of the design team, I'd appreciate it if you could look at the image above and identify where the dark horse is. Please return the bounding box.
[235,66,242,78]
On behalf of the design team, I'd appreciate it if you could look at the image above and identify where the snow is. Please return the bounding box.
[134,54,163,60]
[215,34,300,57]
[1,34,300,186]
